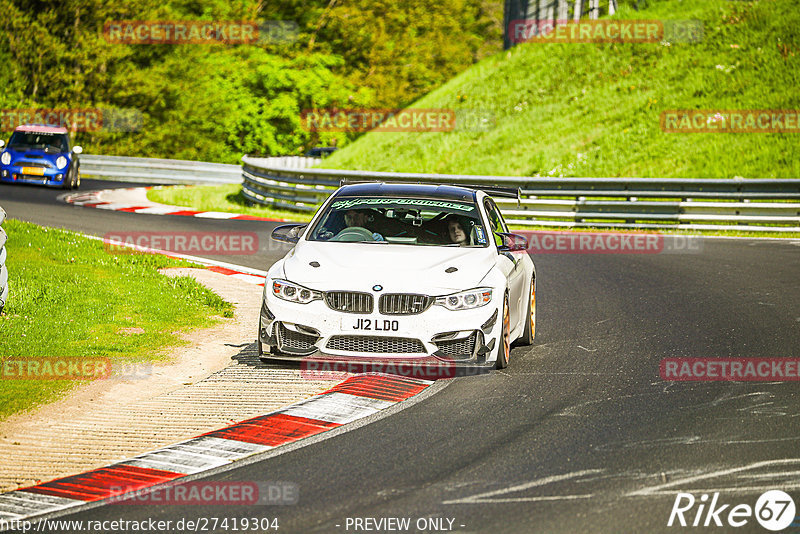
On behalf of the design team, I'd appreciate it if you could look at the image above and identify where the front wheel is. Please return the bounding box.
[519,277,536,345]
[61,167,72,190]
[63,165,79,190]
[495,294,511,369]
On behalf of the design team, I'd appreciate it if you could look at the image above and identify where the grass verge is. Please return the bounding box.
[146,184,314,222]
[0,219,234,420]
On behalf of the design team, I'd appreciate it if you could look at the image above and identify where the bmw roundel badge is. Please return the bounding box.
[373,285,383,292]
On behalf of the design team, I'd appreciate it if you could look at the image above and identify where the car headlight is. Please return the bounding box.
[270,279,323,304]
[0,152,10,165]
[56,156,68,169]
[435,288,493,311]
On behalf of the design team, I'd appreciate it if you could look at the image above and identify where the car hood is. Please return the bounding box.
[4,147,62,162]
[282,241,496,293]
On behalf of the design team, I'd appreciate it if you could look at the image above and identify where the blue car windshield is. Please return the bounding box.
[308,196,489,247]
[8,132,68,152]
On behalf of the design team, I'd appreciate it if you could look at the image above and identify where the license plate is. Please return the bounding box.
[21,167,45,176]
[342,317,401,332]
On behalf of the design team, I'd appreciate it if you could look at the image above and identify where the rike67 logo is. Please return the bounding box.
[668,490,796,531]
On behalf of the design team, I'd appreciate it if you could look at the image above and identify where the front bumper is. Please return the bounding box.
[1,165,67,187]
[259,291,502,369]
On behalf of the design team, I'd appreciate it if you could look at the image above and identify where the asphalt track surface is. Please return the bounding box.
[3,180,800,533]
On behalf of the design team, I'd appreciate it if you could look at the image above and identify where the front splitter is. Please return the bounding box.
[261,351,495,379]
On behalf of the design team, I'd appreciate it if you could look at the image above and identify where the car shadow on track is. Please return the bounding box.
[229,342,301,371]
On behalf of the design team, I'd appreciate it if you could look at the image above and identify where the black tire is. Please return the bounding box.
[495,294,511,369]
[72,166,80,189]
[62,165,79,190]
[519,276,536,345]
[61,167,72,190]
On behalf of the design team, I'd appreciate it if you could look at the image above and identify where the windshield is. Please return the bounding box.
[8,131,69,152]
[308,196,489,247]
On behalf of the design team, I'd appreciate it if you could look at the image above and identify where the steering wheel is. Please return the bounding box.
[331,227,377,242]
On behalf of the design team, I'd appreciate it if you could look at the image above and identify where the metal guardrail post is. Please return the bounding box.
[574,0,584,21]
[558,0,569,21]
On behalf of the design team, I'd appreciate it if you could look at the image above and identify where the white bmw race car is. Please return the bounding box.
[259,182,536,371]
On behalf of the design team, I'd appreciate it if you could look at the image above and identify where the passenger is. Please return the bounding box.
[444,215,469,246]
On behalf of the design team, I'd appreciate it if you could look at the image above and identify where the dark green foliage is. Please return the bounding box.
[0,0,501,162]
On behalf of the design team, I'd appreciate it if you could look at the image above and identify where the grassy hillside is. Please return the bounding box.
[321,0,800,178]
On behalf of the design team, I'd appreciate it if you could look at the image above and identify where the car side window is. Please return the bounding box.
[483,198,507,247]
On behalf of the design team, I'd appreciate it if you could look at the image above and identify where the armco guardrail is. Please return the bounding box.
[240,156,324,210]
[240,156,800,232]
[81,154,320,186]
[0,206,7,312]
[80,154,241,185]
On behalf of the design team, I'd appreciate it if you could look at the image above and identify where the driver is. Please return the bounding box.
[342,209,384,241]
[344,209,370,228]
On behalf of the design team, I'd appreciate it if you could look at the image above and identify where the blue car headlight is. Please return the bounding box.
[0,152,10,166]
[270,279,323,304]
[56,156,68,169]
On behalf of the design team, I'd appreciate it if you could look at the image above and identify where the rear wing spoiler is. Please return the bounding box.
[338,179,521,200]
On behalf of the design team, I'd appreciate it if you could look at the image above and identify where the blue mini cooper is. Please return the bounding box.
[0,124,82,189]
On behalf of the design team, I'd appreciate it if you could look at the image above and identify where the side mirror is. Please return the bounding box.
[496,232,528,252]
[73,145,83,154]
[271,224,307,244]
[0,140,4,148]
